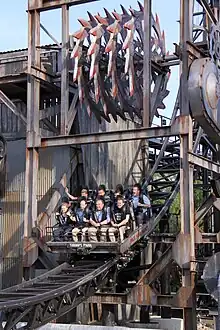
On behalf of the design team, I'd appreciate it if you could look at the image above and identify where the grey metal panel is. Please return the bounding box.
[0,100,26,134]
[0,140,25,259]
[78,109,142,189]
[0,60,27,77]
[0,139,71,286]
[1,257,23,289]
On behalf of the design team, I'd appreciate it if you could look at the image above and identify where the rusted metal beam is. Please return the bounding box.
[28,0,99,11]
[143,0,151,127]
[138,246,173,286]
[195,194,217,225]
[0,90,27,124]
[26,66,53,83]
[188,152,220,174]
[24,9,41,267]
[40,23,61,48]
[179,0,197,328]
[60,4,69,135]
[67,91,78,134]
[88,291,174,307]
[199,0,217,24]
[39,104,60,120]
[89,286,195,308]
[41,116,189,147]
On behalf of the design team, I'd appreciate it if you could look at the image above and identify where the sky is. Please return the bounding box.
[0,0,180,119]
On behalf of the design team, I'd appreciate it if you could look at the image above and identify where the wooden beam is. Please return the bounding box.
[0,90,27,124]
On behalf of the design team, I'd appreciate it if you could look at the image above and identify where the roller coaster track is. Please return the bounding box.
[0,259,118,329]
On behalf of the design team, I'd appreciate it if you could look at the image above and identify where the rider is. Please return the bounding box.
[72,197,91,242]
[88,197,111,242]
[53,197,75,241]
[131,183,151,226]
[97,184,112,207]
[65,186,93,208]
[109,195,130,242]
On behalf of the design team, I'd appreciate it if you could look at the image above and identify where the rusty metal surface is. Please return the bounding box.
[0,0,218,326]
[40,117,189,147]
[28,0,99,11]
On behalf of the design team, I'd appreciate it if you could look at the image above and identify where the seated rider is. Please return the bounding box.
[131,183,151,227]
[72,197,90,242]
[88,198,111,242]
[65,186,92,207]
[53,197,75,241]
[113,184,124,208]
[97,184,112,207]
[109,195,130,242]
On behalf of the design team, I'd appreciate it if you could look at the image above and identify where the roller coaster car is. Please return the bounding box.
[0,136,6,197]
[47,224,149,256]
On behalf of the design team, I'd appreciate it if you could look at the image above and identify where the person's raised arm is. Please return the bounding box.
[65,187,78,201]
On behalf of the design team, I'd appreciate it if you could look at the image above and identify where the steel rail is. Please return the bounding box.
[0,258,117,310]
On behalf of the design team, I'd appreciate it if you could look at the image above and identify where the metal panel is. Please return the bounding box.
[37,148,53,216]
[0,140,25,289]
[1,257,23,289]
[0,60,27,77]
[38,146,72,233]
[0,140,25,259]
[0,139,72,285]
[0,100,26,134]
[78,112,143,188]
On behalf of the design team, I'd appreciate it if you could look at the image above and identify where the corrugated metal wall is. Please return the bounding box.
[78,110,143,189]
[0,140,25,288]
[0,139,71,288]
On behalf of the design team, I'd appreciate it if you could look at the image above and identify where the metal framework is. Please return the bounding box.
[1,0,220,329]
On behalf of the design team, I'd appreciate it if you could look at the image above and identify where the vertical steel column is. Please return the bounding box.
[141,0,152,179]
[143,0,151,127]
[24,7,40,264]
[61,4,69,135]
[179,0,197,329]
[139,1,152,324]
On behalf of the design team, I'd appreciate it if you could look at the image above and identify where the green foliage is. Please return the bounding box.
[170,184,203,215]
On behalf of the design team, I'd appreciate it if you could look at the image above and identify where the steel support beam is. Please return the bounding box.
[60,4,69,135]
[67,91,78,134]
[40,117,189,147]
[24,9,41,266]
[199,0,217,24]
[189,152,220,174]
[28,0,99,11]
[179,0,197,329]
[143,0,151,127]
[0,90,27,124]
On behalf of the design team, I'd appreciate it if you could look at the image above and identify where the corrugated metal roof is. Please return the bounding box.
[0,44,60,55]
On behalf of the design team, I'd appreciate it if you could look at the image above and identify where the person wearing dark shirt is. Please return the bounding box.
[72,198,90,242]
[96,184,112,207]
[109,195,130,242]
[132,184,151,226]
[88,198,111,242]
[53,198,75,241]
